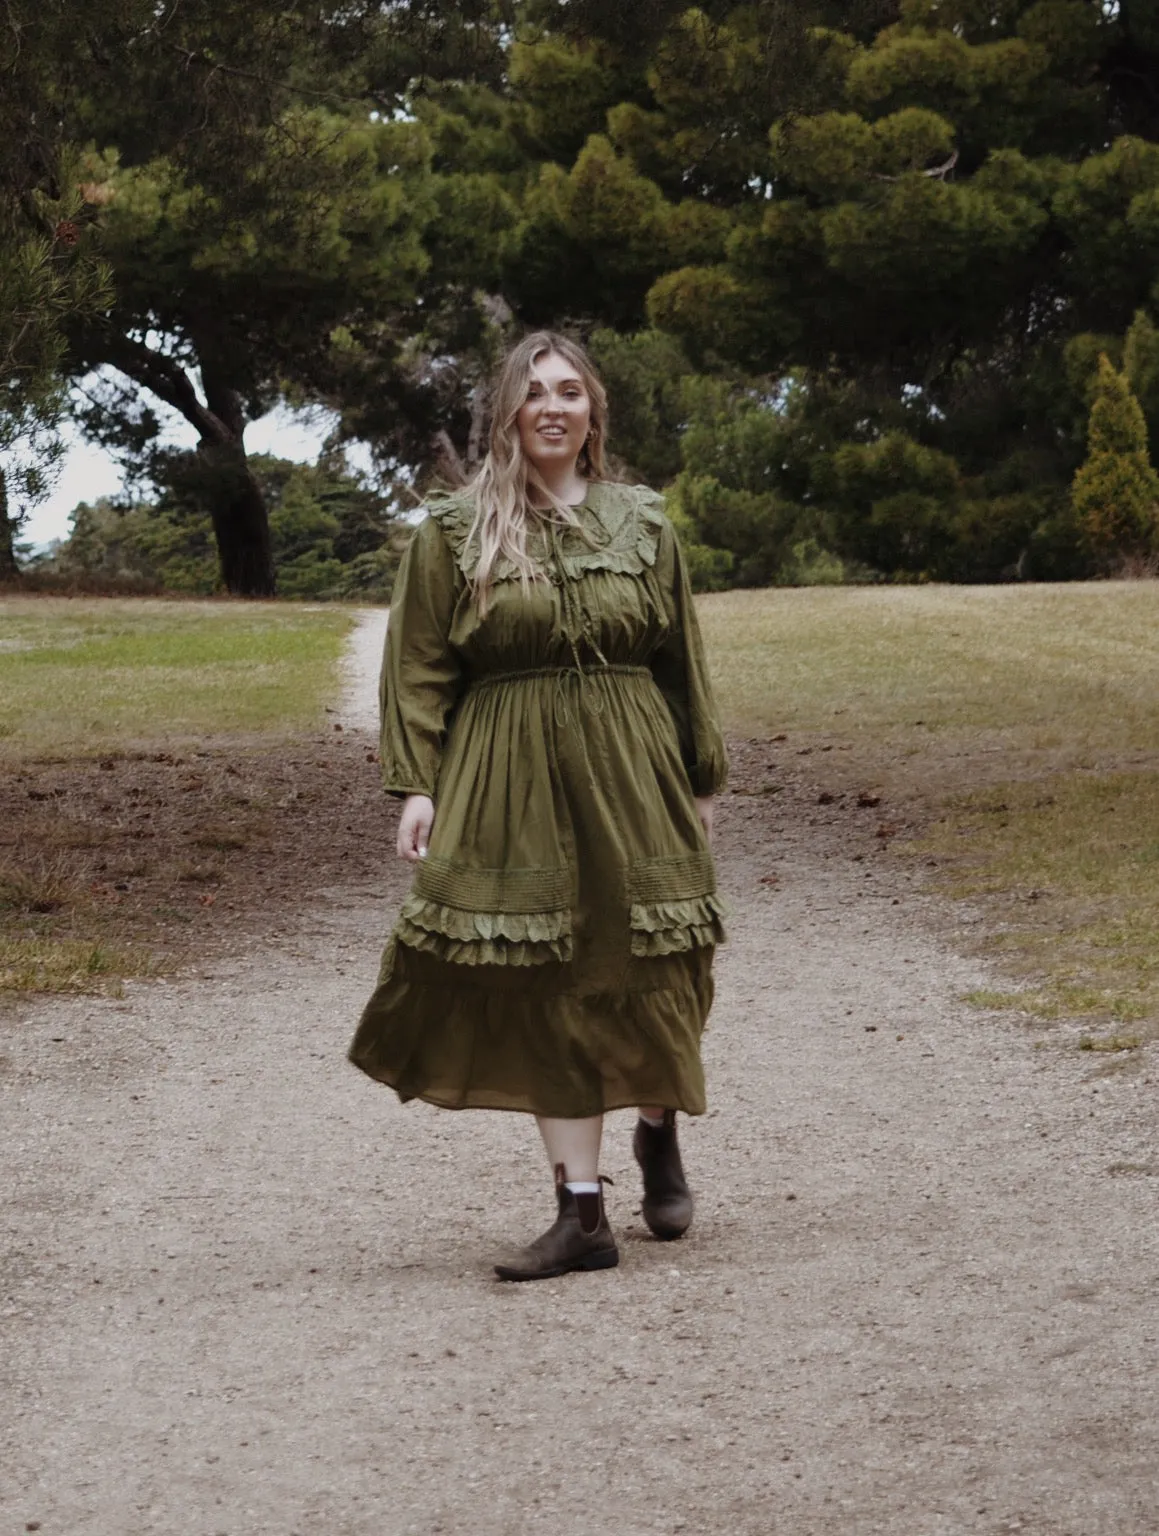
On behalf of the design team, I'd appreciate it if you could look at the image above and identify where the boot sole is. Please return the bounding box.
[638,1177,693,1240]
[494,1247,620,1282]
[633,1130,692,1242]
[642,1215,689,1241]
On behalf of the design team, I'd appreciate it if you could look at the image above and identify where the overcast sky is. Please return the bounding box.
[25,398,338,551]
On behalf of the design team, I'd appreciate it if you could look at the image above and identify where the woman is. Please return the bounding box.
[349,331,727,1281]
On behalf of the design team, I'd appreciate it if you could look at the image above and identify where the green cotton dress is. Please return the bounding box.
[348,480,728,1118]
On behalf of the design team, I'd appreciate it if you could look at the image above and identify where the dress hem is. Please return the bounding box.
[346,1054,706,1119]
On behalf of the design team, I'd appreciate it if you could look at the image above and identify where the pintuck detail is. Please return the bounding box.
[401,857,574,966]
[414,855,572,912]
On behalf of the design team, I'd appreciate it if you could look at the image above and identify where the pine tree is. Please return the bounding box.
[1124,309,1159,450]
[1071,354,1159,564]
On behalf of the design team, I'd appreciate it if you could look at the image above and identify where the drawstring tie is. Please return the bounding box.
[545,518,610,728]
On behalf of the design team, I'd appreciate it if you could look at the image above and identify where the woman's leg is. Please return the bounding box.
[633,1106,693,1240]
[534,1114,603,1182]
[494,1114,616,1280]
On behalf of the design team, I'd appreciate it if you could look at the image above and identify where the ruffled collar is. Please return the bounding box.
[425,480,667,584]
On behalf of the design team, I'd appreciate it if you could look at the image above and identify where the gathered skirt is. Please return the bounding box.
[350,939,714,1117]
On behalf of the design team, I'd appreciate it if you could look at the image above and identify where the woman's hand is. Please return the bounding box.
[397,794,435,862]
[694,794,714,845]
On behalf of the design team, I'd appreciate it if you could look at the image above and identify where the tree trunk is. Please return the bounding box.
[99,333,277,596]
[0,467,21,582]
[197,438,276,597]
[197,363,276,597]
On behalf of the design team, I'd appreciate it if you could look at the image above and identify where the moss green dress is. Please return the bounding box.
[348,480,728,1117]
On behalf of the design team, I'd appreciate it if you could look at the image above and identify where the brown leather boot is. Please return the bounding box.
[633,1110,692,1240]
[494,1168,619,1282]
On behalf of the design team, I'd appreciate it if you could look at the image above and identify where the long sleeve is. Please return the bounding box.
[379,515,464,798]
[649,519,728,796]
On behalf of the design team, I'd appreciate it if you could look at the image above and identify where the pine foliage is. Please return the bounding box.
[1071,355,1159,563]
[12,0,1159,588]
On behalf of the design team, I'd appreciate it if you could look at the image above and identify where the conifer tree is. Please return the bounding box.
[1071,354,1159,564]
[1124,309,1159,448]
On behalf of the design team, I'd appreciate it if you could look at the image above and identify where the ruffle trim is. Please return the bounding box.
[628,894,727,958]
[424,485,667,586]
[396,893,573,967]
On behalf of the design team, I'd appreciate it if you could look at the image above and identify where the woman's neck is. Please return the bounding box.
[529,463,589,507]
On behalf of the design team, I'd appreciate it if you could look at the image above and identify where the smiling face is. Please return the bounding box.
[515,350,592,480]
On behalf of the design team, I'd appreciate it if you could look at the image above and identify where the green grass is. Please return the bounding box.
[5,585,1159,1032]
[918,771,1159,1034]
[0,596,357,999]
[0,934,162,996]
[700,582,1159,789]
[0,597,355,761]
[700,581,1159,1035]
[1078,1033,1143,1052]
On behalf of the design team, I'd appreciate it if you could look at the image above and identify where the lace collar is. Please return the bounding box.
[425,480,667,584]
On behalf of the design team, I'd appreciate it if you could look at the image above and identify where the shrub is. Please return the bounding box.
[1071,354,1159,564]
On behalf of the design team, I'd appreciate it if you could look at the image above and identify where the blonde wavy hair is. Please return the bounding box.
[467,331,609,610]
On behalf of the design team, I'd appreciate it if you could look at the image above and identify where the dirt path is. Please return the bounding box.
[3,612,1157,1536]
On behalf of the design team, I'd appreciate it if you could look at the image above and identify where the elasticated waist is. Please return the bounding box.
[468,664,651,689]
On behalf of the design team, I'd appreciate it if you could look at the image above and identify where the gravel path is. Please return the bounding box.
[2,611,1157,1535]
[336,608,388,735]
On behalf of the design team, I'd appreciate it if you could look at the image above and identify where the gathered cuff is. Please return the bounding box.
[628,893,727,957]
[384,783,436,800]
[687,761,728,797]
[396,893,573,966]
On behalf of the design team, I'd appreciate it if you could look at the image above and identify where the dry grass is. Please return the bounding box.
[0,935,161,996]
[700,581,1159,793]
[0,855,85,915]
[916,771,1159,1034]
[0,596,354,763]
[0,597,360,996]
[6,584,1159,1031]
[190,822,254,852]
[700,581,1159,1036]
[0,732,396,1002]
[1078,1034,1143,1052]
[175,860,225,884]
[0,854,163,996]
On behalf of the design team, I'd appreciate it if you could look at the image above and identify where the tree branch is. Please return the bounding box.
[97,329,232,445]
[466,386,488,469]
[198,359,245,441]
[873,150,959,184]
[432,427,467,485]
[162,41,395,112]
